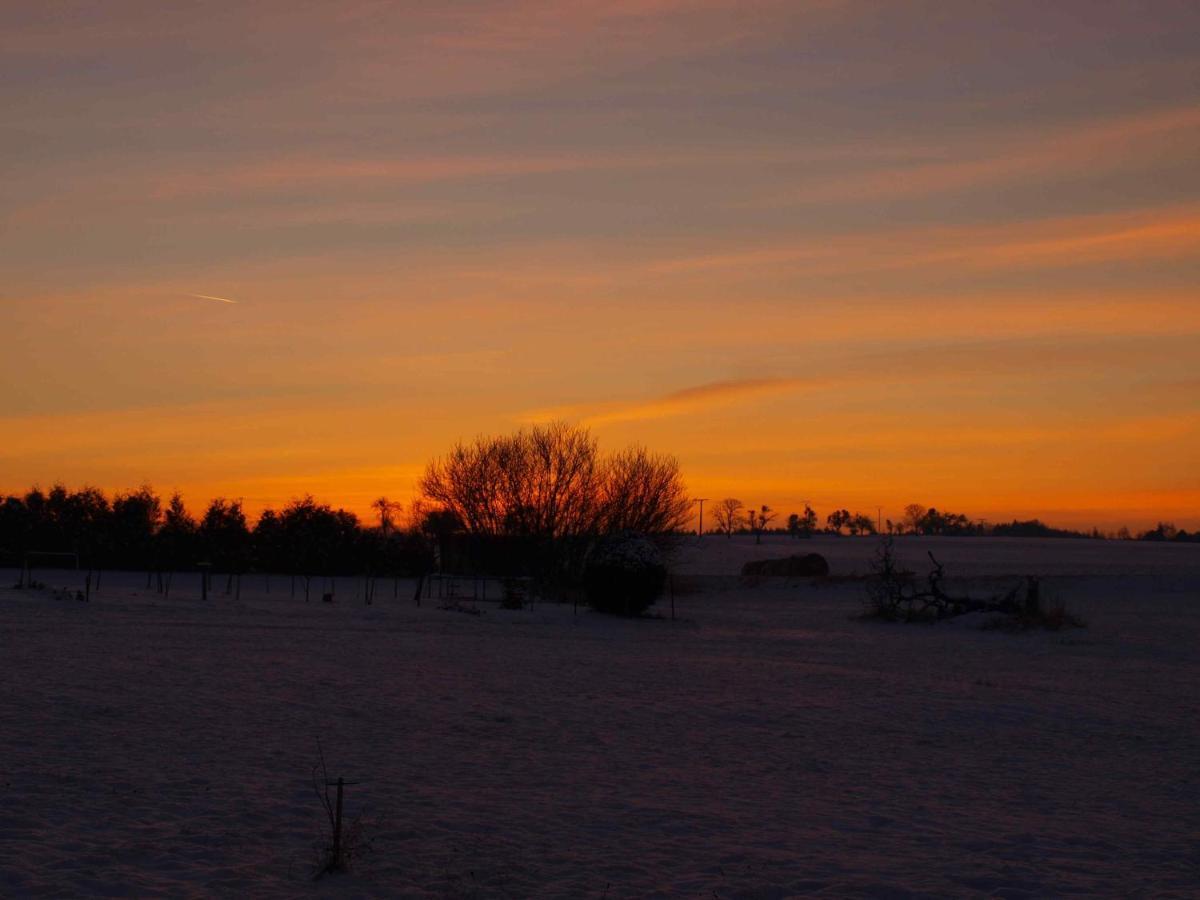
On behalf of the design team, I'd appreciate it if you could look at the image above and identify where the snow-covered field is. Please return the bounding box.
[2,537,1198,897]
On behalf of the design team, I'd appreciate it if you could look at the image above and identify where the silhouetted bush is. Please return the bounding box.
[499,577,528,609]
[989,518,1093,539]
[583,533,667,616]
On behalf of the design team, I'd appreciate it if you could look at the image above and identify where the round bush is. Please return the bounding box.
[584,533,667,616]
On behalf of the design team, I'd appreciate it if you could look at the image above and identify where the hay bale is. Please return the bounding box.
[741,553,830,577]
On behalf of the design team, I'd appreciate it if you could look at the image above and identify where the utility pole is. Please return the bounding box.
[691,498,709,537]
[877,506,883,533]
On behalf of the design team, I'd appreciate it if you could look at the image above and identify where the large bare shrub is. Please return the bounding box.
[596,446,691,534]
[419,422,689,539]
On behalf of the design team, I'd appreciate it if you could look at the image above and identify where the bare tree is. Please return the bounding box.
[787,512,801,538]
[801,504,818,537]
[712,498,745,538]
[850,512,876,536]
[419,421,688,539]
[371,496,399,536]
[420,422,598,537]
[596,446,691,534]
[903,503,927,535]
[749,504,776,544]
[419,437,507,535]
[826,508,851,534]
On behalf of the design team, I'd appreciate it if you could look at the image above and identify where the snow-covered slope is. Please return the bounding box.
[2,539,1197,896]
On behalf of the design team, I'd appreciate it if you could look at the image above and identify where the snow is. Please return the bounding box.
[2,537,1198,897]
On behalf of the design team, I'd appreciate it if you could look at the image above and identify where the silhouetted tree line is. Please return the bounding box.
[0,485,432,576]
[706,498,1189,541]
[4,431,1191,585]
[711,499,883,537]
[988,519,1092,539]
[0,422,691,583]
[1136,521,1200,543]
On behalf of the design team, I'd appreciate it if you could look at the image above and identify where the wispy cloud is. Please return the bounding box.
[648,204,1200,277]
[771,103,1200,205]
[188,292,239,304]
[519,331,1200,427]
[523,376,823,425]
[145,143,876,200]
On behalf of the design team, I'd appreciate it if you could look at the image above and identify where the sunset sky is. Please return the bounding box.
[3,1,1198,530]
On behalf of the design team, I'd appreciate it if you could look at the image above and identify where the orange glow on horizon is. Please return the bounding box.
[2,2,1198,533]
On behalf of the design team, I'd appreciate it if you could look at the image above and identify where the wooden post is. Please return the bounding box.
[1025,576,1041,616]
[413,575,424,607]
[322,776,360,872]
[85,571,92,603]
[332,777,344,869]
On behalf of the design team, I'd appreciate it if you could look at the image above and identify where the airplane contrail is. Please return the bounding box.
[189,292,239,304]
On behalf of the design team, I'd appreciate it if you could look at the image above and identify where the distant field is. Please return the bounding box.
[676,533,1200,578]
[2,538,1198,896]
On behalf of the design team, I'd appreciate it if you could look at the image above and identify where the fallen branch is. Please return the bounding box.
[862,538,1081,629]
